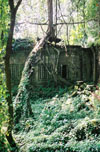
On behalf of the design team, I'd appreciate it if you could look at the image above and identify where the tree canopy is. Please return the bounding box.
[14,0,100,46]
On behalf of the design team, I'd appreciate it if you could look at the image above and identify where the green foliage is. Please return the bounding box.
[0,0,9,49]
[89,87,100,115]
[0,70,7,128]
[0,1,10,150]
[85,0,100,46]
[86,0,99,19]
[0,68,8,151]
[69,0,100,46]
[30,83,68,100]
[0,134,8,152]
[14,83,100,152]
[70,24,85,45]
[0,1,11,151]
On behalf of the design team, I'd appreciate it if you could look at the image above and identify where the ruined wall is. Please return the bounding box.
[10,50,30,85]
[10,45,93,86]
[58,46,93,82]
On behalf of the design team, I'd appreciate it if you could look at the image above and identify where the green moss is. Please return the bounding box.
[12,38,34,52]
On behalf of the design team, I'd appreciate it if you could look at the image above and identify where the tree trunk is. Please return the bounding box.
[4,0,22,151]
[47,0,55,37]
[5,11,18,152]
[15,33,70,123]
[15,0,68,123]
[15,33,51,123]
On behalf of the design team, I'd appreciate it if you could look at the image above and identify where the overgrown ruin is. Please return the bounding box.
[10,40,99,86]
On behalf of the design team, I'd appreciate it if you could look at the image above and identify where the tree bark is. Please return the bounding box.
[47,0,55,37]
[15,33,51,123]
[4,0,22,151]
[5,12,17,152]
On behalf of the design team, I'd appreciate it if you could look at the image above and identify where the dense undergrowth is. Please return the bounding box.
[14,82,100,152]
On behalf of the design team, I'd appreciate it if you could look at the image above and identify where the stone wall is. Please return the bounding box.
[58,46,93,82]
[10,50,30,85]
[10,44,93,86]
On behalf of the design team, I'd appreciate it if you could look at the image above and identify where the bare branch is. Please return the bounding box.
[16,18,98,27]
[15,0,22,12]
[40,24,47,34]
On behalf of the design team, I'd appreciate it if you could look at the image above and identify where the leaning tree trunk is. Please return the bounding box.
[15,0,70,123]
[15,33,70,124]
[15,33,51,123]
[15,0,55,124]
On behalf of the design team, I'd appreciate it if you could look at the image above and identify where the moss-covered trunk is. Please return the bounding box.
[5,0,22,151]
[15,34,51,123]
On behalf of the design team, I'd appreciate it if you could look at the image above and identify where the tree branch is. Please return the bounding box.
[16,19,98,26]
[15,0,22,12]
